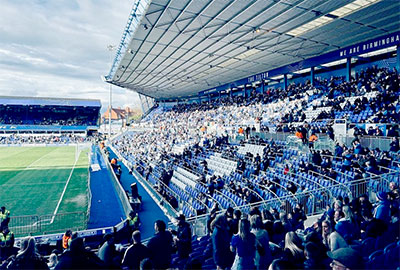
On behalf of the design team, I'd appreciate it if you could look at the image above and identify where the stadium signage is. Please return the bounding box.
[339,33,400,58]
[179,32,399,101]
[247,72,269,83]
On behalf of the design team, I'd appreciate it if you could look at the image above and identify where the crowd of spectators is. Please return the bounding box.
[0,134,95,145]
[0,187,398,269]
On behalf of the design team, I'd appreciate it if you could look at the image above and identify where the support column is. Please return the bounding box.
[397,45,400,73]
[284,74,288,90]
[310,66,315,86]
[262,81,265,94]
[346,57,351,82]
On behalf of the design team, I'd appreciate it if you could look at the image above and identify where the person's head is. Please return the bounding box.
[376,191,388,202]
[334,200,342,211]
[0,206,5,212]
[284,231,303,259]
[225,207,234,219]
[132,230,141,244]
[334,210,344,223]
[322,220,332,236]
[268,258,295,270]
[140,258,153,270]
[238,219,251,240]
[358,195,367,206]
[176,214,186,225]
[360,209,373,221]
[103,233,114,244]
[129,210,136,218]
[48,253,58,266]
[2,227,10,235]
[389,182,397,191]
[17,237,37,259]
[304,242,319,260]
[250,215,263,230]
[327,248,363,270]
[342,206,354,222]
[212,214,227,231]
[69,237,85,254]
[154,220,166,233]
[65,230,72,237]
[233,209,242,220]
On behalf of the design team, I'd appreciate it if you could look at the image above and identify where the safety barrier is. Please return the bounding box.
[338,135,393,151]
[108,144,179,221]
[9,212,86,238]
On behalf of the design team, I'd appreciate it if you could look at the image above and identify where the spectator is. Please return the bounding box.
[7,237,49,269]
[373,191,391,224]
[250,215,272,270]
[327,247,363,270]
[139,258,153,270]
[329,221,349,251]
[47,253,59,270]
[211,215,234,270]
[303,242,326,269]
[55,237,104,269]
[230,219,257,270]
[171,214,192,259]
[122,230,149,270]
[97,233,118,268]
[283,231,305,268]
[146,220,173,270]
[322,220,333,250]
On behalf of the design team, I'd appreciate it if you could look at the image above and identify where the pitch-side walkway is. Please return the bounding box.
[107,147,169,240]
[87,145,125,229]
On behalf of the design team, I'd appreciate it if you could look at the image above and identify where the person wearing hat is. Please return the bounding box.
[327,247,364,270]
[373,191,391,224]
[171,214,192,259]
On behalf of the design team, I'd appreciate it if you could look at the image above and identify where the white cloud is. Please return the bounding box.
[0,0,141,111]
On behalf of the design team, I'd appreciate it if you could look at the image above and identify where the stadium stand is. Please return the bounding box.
[0,96,100,135]
[1,1,400,270]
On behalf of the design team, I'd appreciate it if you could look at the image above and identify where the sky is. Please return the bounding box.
[0,0,141,112]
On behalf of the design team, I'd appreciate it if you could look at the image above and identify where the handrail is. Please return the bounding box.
[109,146,182,217]
[130,155,221,212]
[170,168,210,212]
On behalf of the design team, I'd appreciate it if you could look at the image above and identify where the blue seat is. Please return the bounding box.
[367,250,384,270]
[384,242,399,269]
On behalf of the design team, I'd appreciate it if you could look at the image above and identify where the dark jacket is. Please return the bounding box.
[6,255,49,270]
[122,243,149,270]
[147,230,173,270]
[212,226,233,269]
[55,238,105,269]
[175,221,192,258]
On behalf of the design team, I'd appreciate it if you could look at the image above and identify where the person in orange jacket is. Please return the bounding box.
[308,134,318,149]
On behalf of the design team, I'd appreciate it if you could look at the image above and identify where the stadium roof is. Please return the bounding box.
[106,0,400,99]
[0,96,101,107]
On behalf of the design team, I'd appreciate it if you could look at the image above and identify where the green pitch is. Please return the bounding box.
[0,146,90,236]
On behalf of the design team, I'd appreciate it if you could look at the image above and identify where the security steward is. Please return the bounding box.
[0,227,14,260]
[0,206,10,231]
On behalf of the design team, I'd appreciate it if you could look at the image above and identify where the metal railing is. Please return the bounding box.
[338,135,393,151]
[9,212,86,237]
